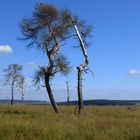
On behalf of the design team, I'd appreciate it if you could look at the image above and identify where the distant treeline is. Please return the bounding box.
[0,100,48,105]
[1,99,140,106]
[58,100,140,106]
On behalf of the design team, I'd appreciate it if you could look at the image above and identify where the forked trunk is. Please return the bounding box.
[77,67,84,113]
[45,74,60,113]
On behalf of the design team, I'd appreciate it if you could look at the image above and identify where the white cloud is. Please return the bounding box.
[128,69,140,76]
[0,45,13,54]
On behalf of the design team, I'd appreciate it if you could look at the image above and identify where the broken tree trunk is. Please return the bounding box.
[70,16,89,113]
[66,81,70,105]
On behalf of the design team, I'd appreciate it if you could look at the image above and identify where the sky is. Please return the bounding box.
[0,0,140,101]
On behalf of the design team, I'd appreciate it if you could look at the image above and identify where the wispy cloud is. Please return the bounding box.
[28,62,37,69]
[128,69,140,76]
[0,45,13,54]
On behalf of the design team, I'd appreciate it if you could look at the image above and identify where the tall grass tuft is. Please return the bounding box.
[0,105,140,140]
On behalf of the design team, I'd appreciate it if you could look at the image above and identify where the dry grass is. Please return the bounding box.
[0,104,140,140]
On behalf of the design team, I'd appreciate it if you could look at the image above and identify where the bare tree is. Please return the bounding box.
[18,76,25,104]
[20,3,92,113]
[33,55,70,113]
[3,64,23,105]
[66,80,70,105]
[61,10,92,113]
[20,3,70,113]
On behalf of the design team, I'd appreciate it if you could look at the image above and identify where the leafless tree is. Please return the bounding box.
[3,64,23,105]
[20,3,92,113]
[61,10,92,114]
[18,76,25,104]
[20,3,70,113]
[66,80,70,105]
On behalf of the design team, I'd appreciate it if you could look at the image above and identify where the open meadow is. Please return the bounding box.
[0,105,140,140]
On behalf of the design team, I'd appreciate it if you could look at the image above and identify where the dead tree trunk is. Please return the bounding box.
[21,89,24,104]
[21,96,23,104]
[77,67,84,113]
[66,81,70,105]
[43,24,61,113]
[45,73,60,113]
[70,16,89,113]
[11,83,14,105]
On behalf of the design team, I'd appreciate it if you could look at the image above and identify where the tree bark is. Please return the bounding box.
[11,84,14,105]
[21,96,23,104]
[77,67,84,113]
[70,16,89,113]
[67,95,70,105]
[45,74,60,113]
[21,91,24,104]
[66,81,70,105]
[70,16,89,67]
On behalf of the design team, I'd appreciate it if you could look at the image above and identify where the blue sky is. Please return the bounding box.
[0,0,140,101]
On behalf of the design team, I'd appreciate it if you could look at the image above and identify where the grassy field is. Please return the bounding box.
[0,105,140,140]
